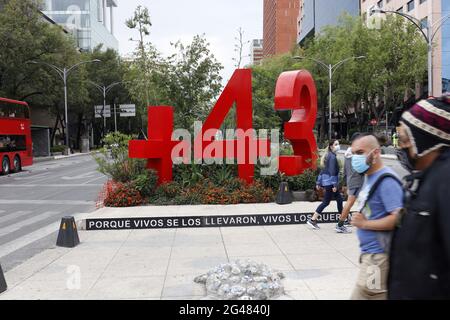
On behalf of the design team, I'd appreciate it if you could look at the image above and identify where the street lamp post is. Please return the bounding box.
[293,56,366,141]
[28,60,101,151]
[88,81,124,134]
[372,8,450,96]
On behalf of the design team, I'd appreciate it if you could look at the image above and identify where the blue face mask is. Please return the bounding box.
[352,154,370,174]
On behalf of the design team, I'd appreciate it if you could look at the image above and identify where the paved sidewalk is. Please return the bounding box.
[0,203,360,300]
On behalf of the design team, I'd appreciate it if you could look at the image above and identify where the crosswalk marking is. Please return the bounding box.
[0,211,33,225]
[12,172,51,180]
[0,211,60,237]
[0,211,91,260]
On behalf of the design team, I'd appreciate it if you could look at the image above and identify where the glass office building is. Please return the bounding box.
[298,0,360,44]
[42,0,118,52]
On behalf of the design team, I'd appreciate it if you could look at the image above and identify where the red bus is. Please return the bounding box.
[0,97,33,175]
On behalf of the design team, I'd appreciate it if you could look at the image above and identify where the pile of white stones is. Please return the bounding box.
[194,260,286,300]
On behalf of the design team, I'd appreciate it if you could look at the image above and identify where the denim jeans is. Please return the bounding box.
[316,185,343,214]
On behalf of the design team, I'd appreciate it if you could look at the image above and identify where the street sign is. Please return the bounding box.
[119,104,136,117]
[95,105,111,118]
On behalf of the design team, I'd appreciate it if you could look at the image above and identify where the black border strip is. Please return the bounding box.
[85,212,341,230]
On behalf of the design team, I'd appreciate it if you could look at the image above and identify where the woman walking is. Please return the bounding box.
[307,140,344,230]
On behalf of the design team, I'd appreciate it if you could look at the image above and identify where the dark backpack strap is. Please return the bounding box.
[363,173,403,210]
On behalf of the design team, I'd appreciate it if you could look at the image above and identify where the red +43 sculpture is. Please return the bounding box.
[128,69,318,185]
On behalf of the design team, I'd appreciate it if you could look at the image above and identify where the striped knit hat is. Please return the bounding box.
[400,94,450,157]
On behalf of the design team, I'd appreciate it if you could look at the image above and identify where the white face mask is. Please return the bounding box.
[334,145,341,152]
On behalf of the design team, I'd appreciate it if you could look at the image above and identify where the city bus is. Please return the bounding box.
[0,97,33,175]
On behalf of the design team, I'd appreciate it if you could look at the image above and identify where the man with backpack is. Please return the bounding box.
[349,134,404,300]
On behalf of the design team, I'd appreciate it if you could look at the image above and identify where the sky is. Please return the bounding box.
[113,0,263,84]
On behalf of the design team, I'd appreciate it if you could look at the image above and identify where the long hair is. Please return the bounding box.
[320,140,336,168]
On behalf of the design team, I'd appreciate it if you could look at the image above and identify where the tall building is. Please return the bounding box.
[42,0,119,52]
[298,0,361,44]
[250,39,264,65]
[263,0,300,57]
[362,0,449,96]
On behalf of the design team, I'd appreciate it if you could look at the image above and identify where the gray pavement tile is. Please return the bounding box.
[86,275,165,299]
[161,273,206,298]
[286,252,357,270]
[166,256,229,277]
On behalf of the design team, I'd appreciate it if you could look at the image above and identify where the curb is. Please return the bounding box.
[33,151,98,163]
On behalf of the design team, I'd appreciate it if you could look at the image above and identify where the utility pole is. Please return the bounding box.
[29,60,101,151]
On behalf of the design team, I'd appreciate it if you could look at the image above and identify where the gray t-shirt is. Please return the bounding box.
[343,151,364,190]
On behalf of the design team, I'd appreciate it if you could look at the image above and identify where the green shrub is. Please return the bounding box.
[132,169,158,198]
[256,172,283,191]
[210,164,236,186]
[93,132,147,183]
[154,181,182,199]
[51,145,66,153]
[285,169,319,191]
[173,163,205,187]
[146,177,274,206]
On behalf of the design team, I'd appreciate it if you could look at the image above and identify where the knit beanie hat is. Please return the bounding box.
[400,95,450,157]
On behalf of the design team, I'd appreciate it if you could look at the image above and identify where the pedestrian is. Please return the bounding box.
[349,134,404,300]
[335,133,364,234]
[388,93,450,300]
[307,140,343,230]
[392,131,399,148]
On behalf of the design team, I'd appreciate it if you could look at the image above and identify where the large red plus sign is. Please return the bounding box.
[128,106,184,185]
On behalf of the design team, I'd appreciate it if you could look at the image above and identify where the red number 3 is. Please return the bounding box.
[274,70,318,175]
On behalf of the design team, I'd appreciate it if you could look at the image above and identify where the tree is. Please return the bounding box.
[126,5,152,55]
[123,42,166,131]
[161,35,224,130]
[252,14,427,142]
[126,5,153,107]
[125,34,223,131]
[0,0,89,147]
[251,54,295,134]
[232,28,250,69]
[85,46,131,141]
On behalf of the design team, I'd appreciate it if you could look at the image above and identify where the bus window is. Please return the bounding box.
[0,135,26,152]
[0,102,29,119]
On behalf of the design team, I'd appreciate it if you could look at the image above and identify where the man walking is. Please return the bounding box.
[349,134,404,300]
[335,133,364,233]
[388,94,450,299]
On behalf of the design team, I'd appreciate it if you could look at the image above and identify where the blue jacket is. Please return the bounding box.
[316,151,339,188]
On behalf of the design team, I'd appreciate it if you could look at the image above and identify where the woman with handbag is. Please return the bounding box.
[307,140,343,230]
